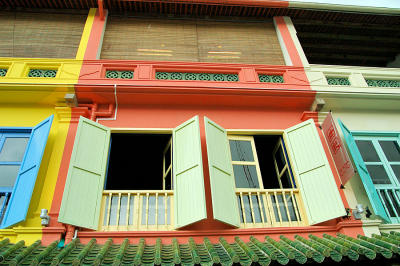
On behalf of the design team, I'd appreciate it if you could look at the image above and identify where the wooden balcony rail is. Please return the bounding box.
[377,188,400,222]
[100,190,173,231]
[236,189,306,228]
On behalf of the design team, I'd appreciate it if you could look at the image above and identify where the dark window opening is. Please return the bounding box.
[254,135,281,189]
[105,133,172,190]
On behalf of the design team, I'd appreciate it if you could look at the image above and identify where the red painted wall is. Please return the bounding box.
[41,10,365,244]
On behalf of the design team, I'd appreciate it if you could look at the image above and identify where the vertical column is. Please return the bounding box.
[76,8,109,60]
[274,16,309,67]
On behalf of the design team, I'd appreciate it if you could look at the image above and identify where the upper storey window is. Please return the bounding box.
[101,17,285,65]
[0,11,86,58]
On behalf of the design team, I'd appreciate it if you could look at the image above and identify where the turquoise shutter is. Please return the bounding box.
[58,117,110,229]
[284,119,346,225]
[204,117,240,227]
[1,115,54,229]
[338,119,390,223]
[173,116,207,228]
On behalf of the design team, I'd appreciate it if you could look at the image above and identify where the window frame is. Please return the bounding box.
[228,135,264,191]
[0,131,31,192]
[100,129,175,231]
[0,129,31,224]
[227,132,305,228]
[352,132,400,223]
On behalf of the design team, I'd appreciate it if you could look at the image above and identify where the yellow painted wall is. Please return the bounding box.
[0,105,71,244]
[0,8,98,244]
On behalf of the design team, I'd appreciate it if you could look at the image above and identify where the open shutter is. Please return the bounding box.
[58,117,110,229]
[1,115,53,229]
[338,120,390,223]
[204,117,240,227]
[284,119,346,225]
[173,116,207,228]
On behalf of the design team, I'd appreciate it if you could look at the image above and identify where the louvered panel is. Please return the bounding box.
[0,11,86,58]
[101,17,199,61]
[101,17,285,65]
[196,20,284,65]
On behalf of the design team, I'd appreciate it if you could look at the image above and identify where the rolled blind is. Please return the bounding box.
[101,17,285,65]
[0,11,86,58]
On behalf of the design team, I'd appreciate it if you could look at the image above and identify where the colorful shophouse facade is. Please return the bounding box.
[0,1,399,264]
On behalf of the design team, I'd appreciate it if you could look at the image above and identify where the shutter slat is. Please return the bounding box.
[58,117,111,229]
[101,17,284,65]
[0,11,86,58]
[204,117,240,227]
[173,116,207,228]
[284,119,346,225]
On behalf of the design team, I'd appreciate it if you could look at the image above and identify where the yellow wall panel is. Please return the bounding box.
[0,105,71,244]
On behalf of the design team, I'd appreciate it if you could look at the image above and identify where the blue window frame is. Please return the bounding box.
[0,115,53,229]
[0,131,30,223]
[353,134,400,223]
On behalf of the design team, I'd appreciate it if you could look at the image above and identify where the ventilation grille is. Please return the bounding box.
[28,69,57,78]
[155,72,239,82]
[0,69,7,77]
[326,77,350,85]
[258,74,284,83]
[366,79,400,88]
[105,70,134,79]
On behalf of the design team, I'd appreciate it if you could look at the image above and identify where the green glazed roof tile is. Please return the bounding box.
[1,233,400,265]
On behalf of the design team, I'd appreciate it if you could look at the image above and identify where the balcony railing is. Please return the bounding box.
[236,189,306,228]
[377,188,400,223]
[100,190,174,231]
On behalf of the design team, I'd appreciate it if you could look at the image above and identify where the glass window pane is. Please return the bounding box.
[128,195,135,225]
[118,196,128,226]
[280,170,293,189]
[157,196,165,225]
[147,196,156,225]
[391,165,400,183]
[0,193,11,224]
[237,195,244,223]
[233,165,259,188]
[242,195,253,223]
[379,141,400,162]
[0,137,29,162]
[260,196,267,222]
[366,165,391,184]
[103,195,109,226]
[165,171,172,190]
[271,194,289,222]
[166,196,171,225]
[141,197,147,225]
[251,195,262,223]
[229,140,254,162]
[0,165,20,187]
[109,196,118,226]
[275,146,286,173]
[164,144,171,170]
[380,190,396,217]
[286,194,298,221]
[355,140,380,162]
[388,190,400,217]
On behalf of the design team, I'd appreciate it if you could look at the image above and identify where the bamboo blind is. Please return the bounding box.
[101,17,285,65]
[0,11,86,58]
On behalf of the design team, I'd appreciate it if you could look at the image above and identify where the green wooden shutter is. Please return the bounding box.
[173,116,207,228]
[58,117,110,229]
[284,119,346,225]
[204,117,240,227]
[338,120,390,223]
